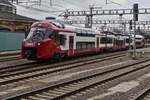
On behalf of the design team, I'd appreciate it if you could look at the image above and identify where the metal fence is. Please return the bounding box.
[0,31,24,51]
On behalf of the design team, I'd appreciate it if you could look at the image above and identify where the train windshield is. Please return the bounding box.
[27,27,53,41]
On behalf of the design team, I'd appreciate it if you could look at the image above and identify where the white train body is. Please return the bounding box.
[131,34,145,48]
[22,20,145,60]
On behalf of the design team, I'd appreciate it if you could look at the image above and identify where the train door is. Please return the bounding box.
[69,36,74,55]
[97,37,99,48]
[113,37,117,51]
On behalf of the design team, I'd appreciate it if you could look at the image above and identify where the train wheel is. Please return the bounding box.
[131,46,133,50]
[51,53,62,62]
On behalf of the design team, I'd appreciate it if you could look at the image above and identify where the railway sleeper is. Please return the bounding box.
[48,89,66,95]
[53,89,67,95]
[41,92,57,98]
[58,87,77,92]
[64,86,80,90]
[47,90,62,96]
[35,94,54,99]
[57,87,74,92]
[28,96,46,100]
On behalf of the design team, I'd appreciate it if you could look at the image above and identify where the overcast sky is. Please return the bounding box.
[16,0,150,21]
[78,0,150,9]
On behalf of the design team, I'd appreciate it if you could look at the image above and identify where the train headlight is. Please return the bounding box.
[37,42,41,46]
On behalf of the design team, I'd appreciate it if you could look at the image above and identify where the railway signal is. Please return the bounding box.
[133,3,139,59]
[129,20,132,51]
[133,3,139,21]
[129,20,132,30]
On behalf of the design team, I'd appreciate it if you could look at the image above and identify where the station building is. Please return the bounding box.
[0,0,36,32]
[0,0,16,13]
[0,0,37,51]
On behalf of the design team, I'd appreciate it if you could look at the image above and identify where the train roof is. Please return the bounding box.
[131,34,145,39]
[45,20,101,34]
[35,20,133,37]
[101,31,114,35]
[101,31,128,36]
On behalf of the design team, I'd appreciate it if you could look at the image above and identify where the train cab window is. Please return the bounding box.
[27,27,54,41]
[46,29,53,38]
[27,28,46,41]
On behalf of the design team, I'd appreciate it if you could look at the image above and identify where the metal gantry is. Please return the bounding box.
[59,8,150,28]
[59,8,150,17]
[9,0,42,5]
[64,20,150,25]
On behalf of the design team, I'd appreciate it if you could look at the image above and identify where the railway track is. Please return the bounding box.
[0,51,20,57]
[0,52,126,86]
[132,87,150,100]
[0,51,21,62]
[3,58,150,100]
[0,51,128,99]
[0,51,127,87]
[0,51,126,77]
[0,55,21,62]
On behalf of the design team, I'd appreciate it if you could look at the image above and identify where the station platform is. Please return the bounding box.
[127,47,150,59]
[137,47,150,52]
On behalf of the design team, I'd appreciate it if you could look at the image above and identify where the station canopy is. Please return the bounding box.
[0,11,37,23]
[0,0,13,5]
[0,11,37,32]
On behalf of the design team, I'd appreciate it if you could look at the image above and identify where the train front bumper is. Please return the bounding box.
[22,40,56,60]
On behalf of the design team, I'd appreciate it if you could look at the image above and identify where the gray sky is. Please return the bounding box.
[81,0,150,9]
[16,0,150,21]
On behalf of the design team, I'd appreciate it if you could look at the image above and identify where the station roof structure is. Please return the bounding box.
[0,11,37,23]
[0,0,37,23]
[0,11,37,32]
[0,0,38,32]
[0,0,13,6]
[0,0,16,13]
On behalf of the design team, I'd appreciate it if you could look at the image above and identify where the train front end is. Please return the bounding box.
[21,21,58,60]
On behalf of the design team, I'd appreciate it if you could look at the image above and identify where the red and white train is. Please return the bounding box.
[21,20,145,60]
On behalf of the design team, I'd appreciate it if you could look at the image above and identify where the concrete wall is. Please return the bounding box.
[0,32,25,51]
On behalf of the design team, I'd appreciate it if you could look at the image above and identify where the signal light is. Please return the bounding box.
[133,4,138,21]
[129,20,132,30]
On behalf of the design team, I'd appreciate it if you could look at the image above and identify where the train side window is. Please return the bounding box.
[126,39,130,43]
[51,32,66,46]
[101,37,107,44]
[82,43,86,49]
[114,39,116,45]
[59,34,66,46]
[86,43,89,49]
[76,42,95,50]
[50,31,58,39]
[107,38,113,43]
